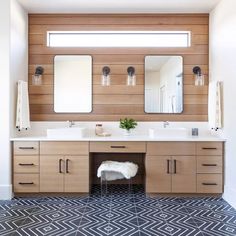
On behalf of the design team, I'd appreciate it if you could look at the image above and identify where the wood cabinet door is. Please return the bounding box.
[171,156,196,193]
[146,156,171,193]
[40,155,64,192]
[64,156,89,193]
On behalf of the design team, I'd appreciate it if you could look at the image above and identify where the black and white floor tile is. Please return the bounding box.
[0,185,236,236]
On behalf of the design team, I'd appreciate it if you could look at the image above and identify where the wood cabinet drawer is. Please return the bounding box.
[90,142,146,153]
[147,142,195,155]
[40,141,89,155]
[14,174,39,193]
[14,156,39,173]
[14,142,39,155]
[197,174,222,193]
[196,142,223,155]
[197,156,222,174]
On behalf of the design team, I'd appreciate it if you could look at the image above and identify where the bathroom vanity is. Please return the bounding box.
[12,137,224,195]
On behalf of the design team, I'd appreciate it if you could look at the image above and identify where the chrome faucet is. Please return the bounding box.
[163,121,169,128]
[68,120,75,128]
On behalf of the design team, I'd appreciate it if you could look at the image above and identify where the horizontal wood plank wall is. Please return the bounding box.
[28,14,209,121]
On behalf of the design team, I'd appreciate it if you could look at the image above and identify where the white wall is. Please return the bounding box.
[10,0,28,137]
[0,0,12,200]
[210,0,236,208]
[0,0,27,200]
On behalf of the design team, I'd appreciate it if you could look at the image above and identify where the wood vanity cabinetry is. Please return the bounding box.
[13,141,40,193]
[40,142,89,193]
[90,141,146,153]
[13,140,224,195]
[146,142,196,193]
[196,142,223,193]
[146,141,224,194]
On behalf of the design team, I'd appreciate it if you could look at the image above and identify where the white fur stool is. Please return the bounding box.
[97,161,138,196]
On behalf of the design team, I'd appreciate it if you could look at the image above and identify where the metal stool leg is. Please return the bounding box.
[101,171,107,197]
[129,179,132,194]
[105,175,108,195]
[101,171,109,197]
[128,178,133,198]
[100,171,103,197]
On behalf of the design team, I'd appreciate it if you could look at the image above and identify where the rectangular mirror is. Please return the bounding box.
[54,55,92,113]
[145,56,183,113]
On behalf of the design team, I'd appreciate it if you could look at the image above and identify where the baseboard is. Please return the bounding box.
[223,185,236,209]
[0,184,13,200]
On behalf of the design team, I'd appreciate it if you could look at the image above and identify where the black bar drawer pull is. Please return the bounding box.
[19,147,35,150]
[202,164,217,167]
[202,183,218,186]
[202,147,217,150]
[59,159,63,173]
[110,146,126,148]
[19,163,34,166]
[19,182,34,185]
[66,159,69,173]
[173,160,177,174]
[167,160,170,174]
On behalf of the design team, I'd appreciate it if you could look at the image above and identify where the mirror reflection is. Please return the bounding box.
[54,55,92,113]
[145,56,183,113]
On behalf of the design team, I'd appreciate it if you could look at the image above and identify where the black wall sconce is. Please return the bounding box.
[127,66,136,86]
[32,66,44,85]
[193,66,204,86]
[101,66,111,86]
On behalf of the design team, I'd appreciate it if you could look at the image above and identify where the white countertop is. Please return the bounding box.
[10,135,226,142]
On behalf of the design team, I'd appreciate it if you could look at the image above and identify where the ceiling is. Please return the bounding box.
[17,0,221,14]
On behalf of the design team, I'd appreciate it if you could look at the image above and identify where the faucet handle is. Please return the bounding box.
[163,121,169,128]
[67,120,75,128]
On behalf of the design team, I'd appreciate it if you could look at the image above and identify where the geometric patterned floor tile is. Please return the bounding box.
[0,185,236,236]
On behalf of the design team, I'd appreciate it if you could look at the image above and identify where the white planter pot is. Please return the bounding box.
[123,129,131,136]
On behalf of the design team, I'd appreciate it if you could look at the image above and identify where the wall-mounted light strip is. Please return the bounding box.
[47,31,191,48]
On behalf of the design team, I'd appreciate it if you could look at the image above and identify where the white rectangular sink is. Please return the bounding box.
[154,128,188,138]
[47,127,86,138]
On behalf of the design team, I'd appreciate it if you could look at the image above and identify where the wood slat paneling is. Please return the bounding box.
[29,14,209,25]
[93,95,144,105]
[29,14,209,121]
[29,45,208,55]
[30,104,207,115]
[93,85,144,95]
[29,85,53,95]
[29,24,209,35]
[184,85,208,95]
[29,95,53,105]
[30,114,208,121]
[184,95,208,105]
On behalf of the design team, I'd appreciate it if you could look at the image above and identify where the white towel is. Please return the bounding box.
[16,80,30,131]
[97,161,138,181]
[208,81,223,130]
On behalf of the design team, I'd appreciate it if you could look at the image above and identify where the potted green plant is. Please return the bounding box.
[119,118,138,136]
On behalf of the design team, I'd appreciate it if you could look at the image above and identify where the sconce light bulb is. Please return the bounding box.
[101,66,111,86]
[32,66,44,86]
[101,74,110,86]
[193,66,204,86]
[127,74,136,86]
[127,66,136,86]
